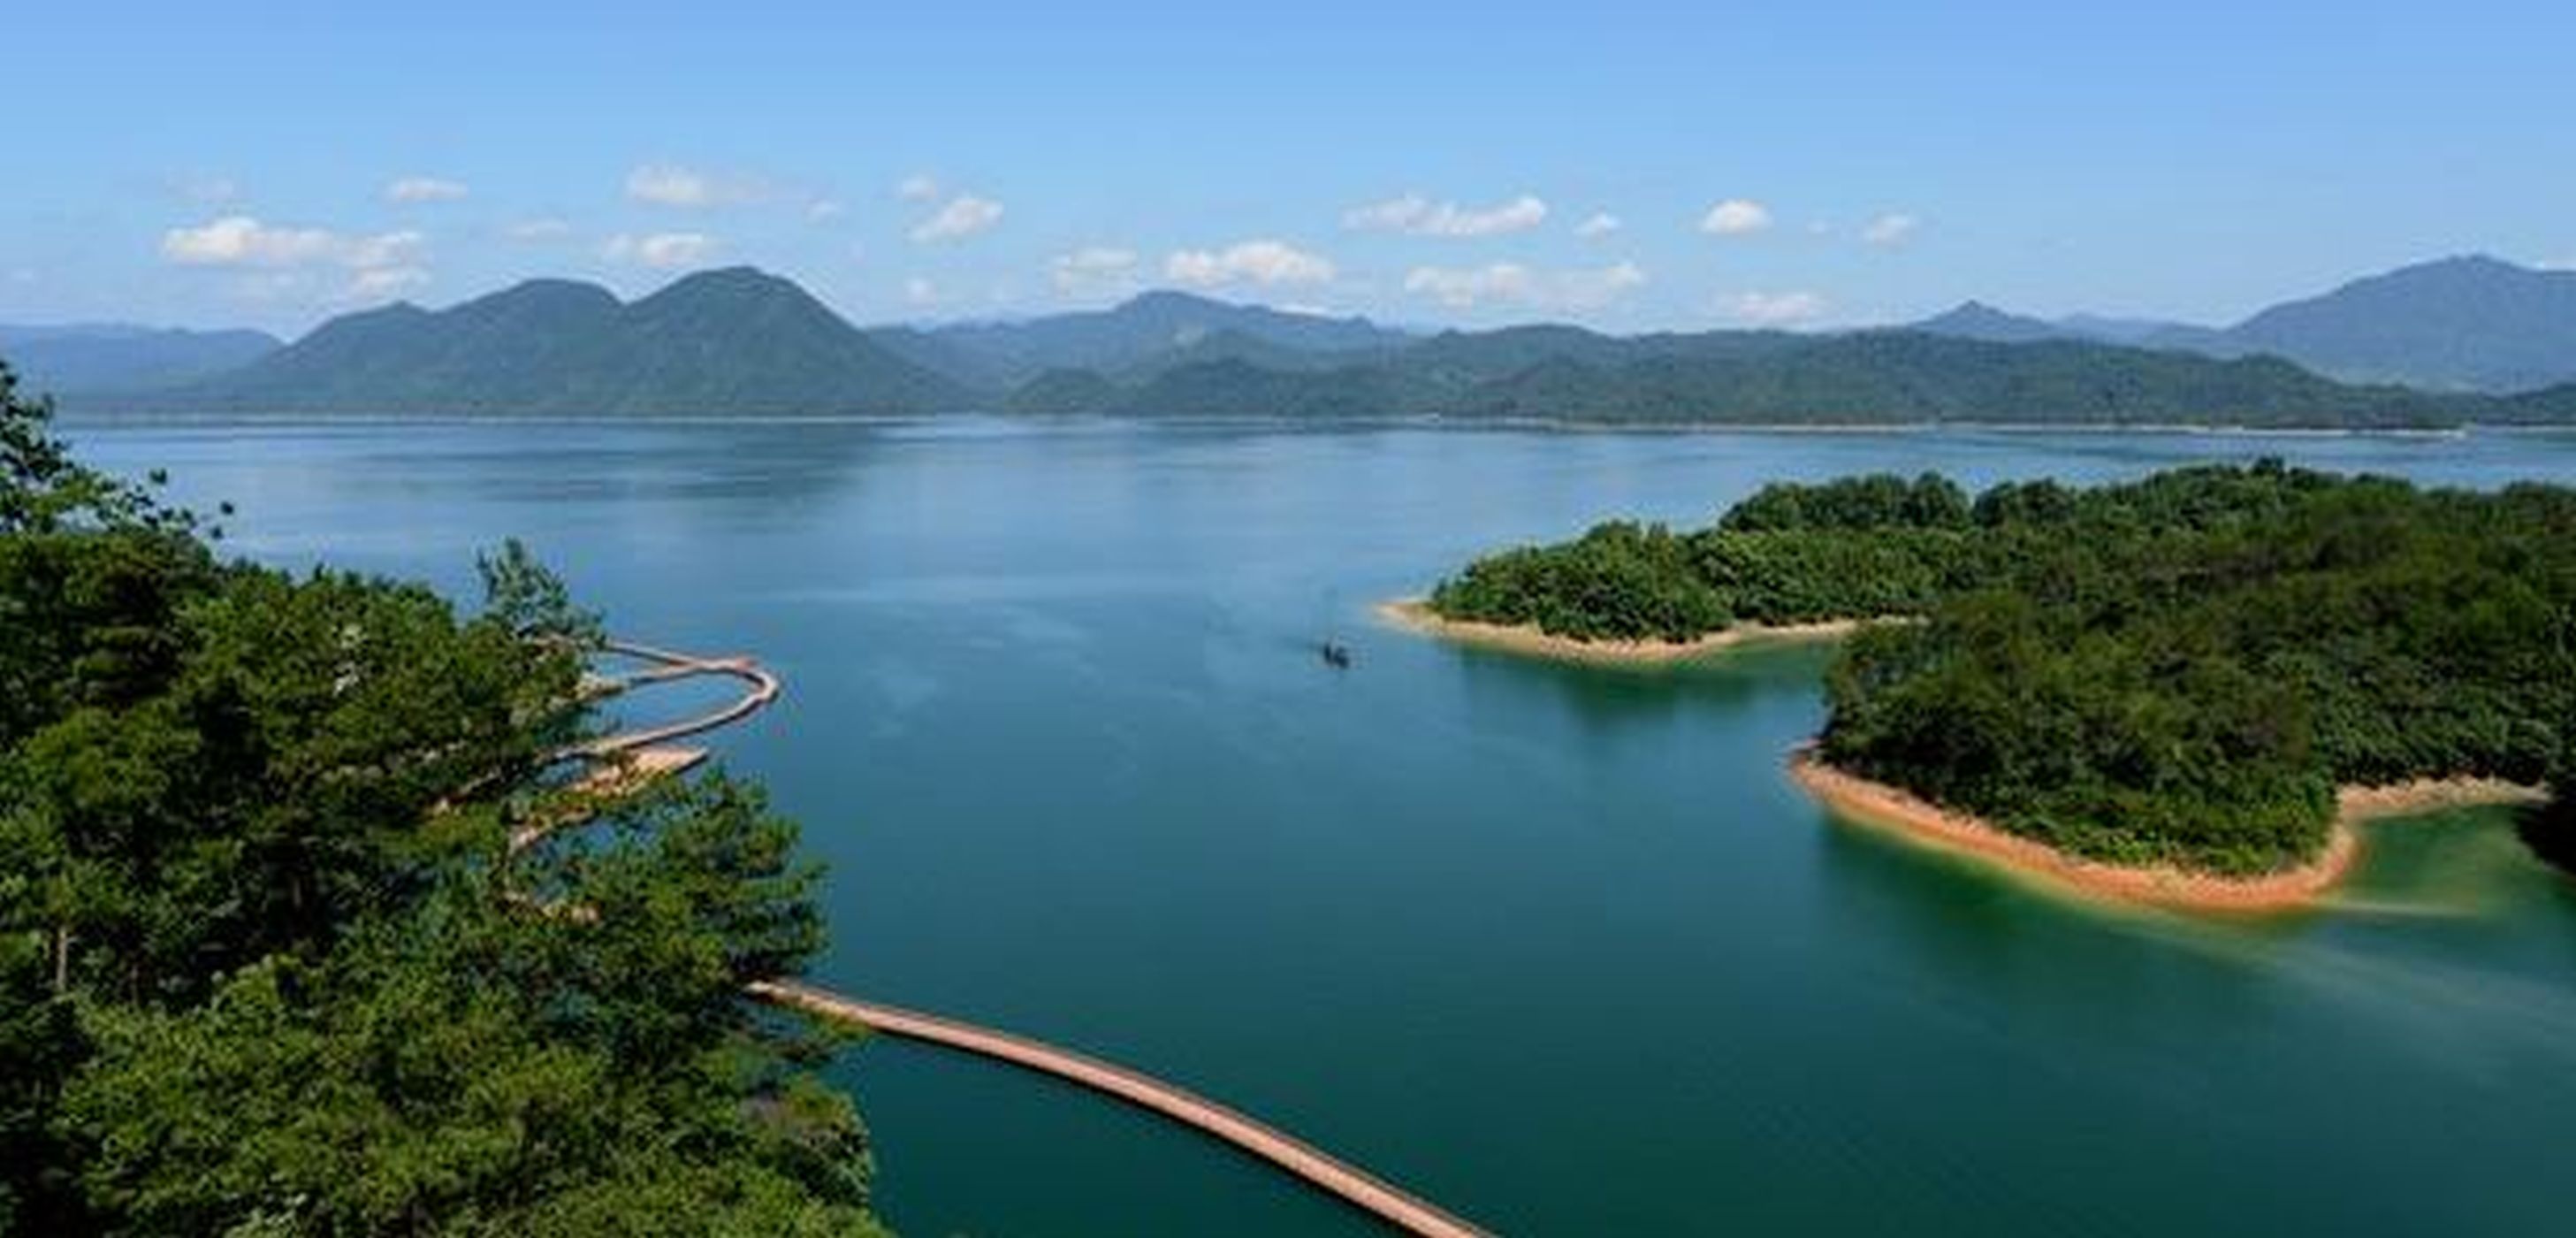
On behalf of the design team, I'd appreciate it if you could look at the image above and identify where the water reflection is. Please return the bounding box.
[1444,638,1833,734]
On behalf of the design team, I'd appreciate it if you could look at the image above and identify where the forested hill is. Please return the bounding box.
[1010,328,2576,428]
[1427,463,2576,875]
[111,267,972,416]
[0,360,890,1232]
[883,288,1409,387]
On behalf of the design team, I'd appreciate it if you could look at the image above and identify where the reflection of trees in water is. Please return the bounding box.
[1808,802,2325,998]
[2517,802,2576,874]
[1448,639,1834,736]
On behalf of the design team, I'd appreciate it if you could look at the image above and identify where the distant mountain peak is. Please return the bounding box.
[1121,288,1229,311]
[1910,300,2066,344]
[113,266,965,416]
[2227,253,2576,392]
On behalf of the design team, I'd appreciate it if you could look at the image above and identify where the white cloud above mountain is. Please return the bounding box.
[1344,193,1550,238]
[162,215,431,303]
[911,195,1004,242]
[601,231,714,268]
[1722,289,1827,325]
[385,175,469,203]
[1403,260,1646,310]
[163,216,423,271]
[625,164,769,208]
[504,218,573,241]
[1050,246,1140,296]
[1861,212,1919,247]
[1164,240,1337,287]
[1701,199,1773,235]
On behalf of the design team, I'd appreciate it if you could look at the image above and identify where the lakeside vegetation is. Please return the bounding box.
[0,361,887,1234]
[1428,462,2576,875]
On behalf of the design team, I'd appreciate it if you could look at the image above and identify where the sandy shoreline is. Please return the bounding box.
[1789,751,2548,913]
[1377,599,1864,665]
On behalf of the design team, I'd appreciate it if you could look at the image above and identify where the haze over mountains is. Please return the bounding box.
[11,255,2576,427]
[0,323,281,394]
[1908,256,2576,393]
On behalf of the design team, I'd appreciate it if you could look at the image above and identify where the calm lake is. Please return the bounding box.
[71,418,2576,1237]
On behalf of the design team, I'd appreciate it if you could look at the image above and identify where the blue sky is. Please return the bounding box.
[6,1,2572,336]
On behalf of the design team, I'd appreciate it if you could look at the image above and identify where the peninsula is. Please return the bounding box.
[1411,464,2576,906]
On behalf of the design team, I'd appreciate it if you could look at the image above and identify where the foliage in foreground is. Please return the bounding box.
[1431,462,2576,875]
[0,358,887,1234]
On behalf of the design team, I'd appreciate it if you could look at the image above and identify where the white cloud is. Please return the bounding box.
[505,218,573,241]
[1049,246,1140,296]
[1344,193,1550,238]
[1861,212,1920,247]
[1164,240,1337,288]
[161,216,424,273]
[1574,211,1622,240]
[1701,199,1773,236]
[896,173,941,203]
[600,231,714,269]
[627,164,713,206]
[806,198,847,222]
[1403,261,1646,310]
[163,216,338,265]
[340,231,427,270]
[903,276,938,306]
[624,163,768,208]
[1403,264,1529,309]
[161,215,431,304]
[1562,262,1650,308]
[385,175,469,203]
[347,266,431,298]
[1723,290,1828,325]
[910,195,1004,242]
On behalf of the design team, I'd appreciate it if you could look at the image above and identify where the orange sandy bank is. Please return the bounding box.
[1789,751,2548,913]
[1377,598,1863,665]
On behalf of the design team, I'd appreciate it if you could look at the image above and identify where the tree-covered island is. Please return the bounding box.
[1415,462,2576,896]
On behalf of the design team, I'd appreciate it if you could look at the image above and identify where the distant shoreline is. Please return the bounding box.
[49,409,2502,438]
[1789,750,2549,913]
[1376,598,1862,665]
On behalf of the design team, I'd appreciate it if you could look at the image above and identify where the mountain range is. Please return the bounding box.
[11,255,2576,427]
[1908,256,2576,393]
[0,323,282,394]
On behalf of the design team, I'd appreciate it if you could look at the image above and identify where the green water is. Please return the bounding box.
[73,419,2576,1236]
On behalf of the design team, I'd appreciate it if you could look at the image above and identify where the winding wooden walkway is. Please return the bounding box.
[568,639,1490,1238]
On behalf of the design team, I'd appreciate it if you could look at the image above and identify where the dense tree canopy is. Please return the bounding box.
[1430,462,2576,875]
[0,359,886,1234]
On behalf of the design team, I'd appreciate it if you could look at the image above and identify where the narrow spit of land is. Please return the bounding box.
[1790,750,2549,912]
[1377,597,1861,665]
[564,639,1490,1238]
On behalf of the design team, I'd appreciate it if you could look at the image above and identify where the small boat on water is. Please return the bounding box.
[1319,641,1353,669]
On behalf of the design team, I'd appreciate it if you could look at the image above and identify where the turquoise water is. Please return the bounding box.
[72,419,2576,1236]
